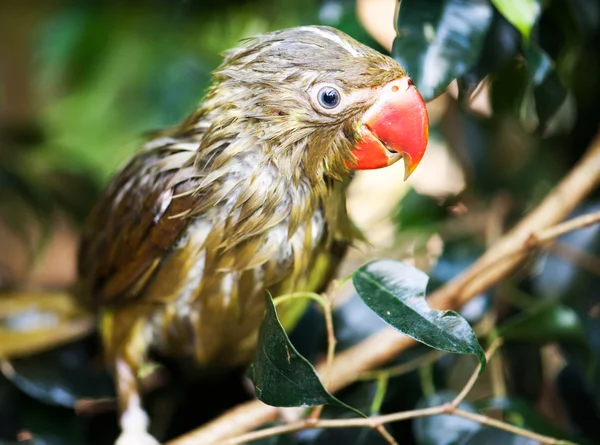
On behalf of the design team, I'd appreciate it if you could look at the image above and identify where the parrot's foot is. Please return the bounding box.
[115,430,160,445]
[116,392,158,445]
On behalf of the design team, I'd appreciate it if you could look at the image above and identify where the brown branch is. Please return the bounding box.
[166,130,600,445]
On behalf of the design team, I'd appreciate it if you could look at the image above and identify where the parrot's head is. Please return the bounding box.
[195,26,428,183]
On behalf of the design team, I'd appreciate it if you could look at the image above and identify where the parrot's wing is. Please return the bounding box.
[77,142,202,306]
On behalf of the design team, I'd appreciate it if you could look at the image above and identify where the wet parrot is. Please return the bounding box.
[76,26,429,444]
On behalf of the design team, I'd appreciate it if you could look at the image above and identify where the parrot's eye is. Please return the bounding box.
[317,87,341,109]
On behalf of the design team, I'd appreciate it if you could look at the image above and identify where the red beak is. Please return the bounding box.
[348,77,429,179]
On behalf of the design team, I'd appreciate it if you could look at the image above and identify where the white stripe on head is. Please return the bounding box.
[302,27,363,57]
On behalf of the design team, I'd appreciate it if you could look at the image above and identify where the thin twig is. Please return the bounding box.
[452,408,566,445]
[450,338,503,408]
[321,294,337,390]
[222,406,445,445]
[370,374,389,415]
[532,210,600,245]
[273,292,325,308]
[75,398,117,416]
[374,424,398,445]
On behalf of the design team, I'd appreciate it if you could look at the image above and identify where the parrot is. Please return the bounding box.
[76,25,428,444]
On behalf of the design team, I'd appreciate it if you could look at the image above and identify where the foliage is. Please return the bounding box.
[0,0,599,444]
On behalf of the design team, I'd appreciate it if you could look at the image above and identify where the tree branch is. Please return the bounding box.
[166,129,600,445]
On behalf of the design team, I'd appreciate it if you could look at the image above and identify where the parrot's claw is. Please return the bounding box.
[116,393,158,445]
[115,431,161,445]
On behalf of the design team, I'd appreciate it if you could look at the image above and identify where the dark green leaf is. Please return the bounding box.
[5,341,113,408]
[352,260,486,369]
[489,58,531,116]
[532,70,568,134]
[393,0,494,101]
[414,391,481,445]
[248,294,364,416]
[490,0,541,43]
[458,9,521,101]
[523,44,568,133]
[20,398,86,445]
[524,44,552,87]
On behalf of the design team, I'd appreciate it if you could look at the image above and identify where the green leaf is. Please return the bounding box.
[5,342,113,408]
[393,0,494,101]
[414,391,482,445]
[248,293,364,416]
[392,188,447,234]
[458,11,521,102]
[490,0,541,44]
[352,260,486,369]
[524,44,552,86]
[498,304,586,344]
[522,44,568,133]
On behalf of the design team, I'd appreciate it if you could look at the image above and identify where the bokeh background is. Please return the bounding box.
[0,0,599,444]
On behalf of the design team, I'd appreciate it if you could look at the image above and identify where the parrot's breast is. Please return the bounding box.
[143,150,328,367]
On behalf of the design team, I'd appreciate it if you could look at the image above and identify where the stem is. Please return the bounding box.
[370,374,389,415]
[452,408,570,445]
[418,363,435,397]
[308,294,336,421]
[533,210,600,245]
[273,292,325,308]
[373,424,398,445]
